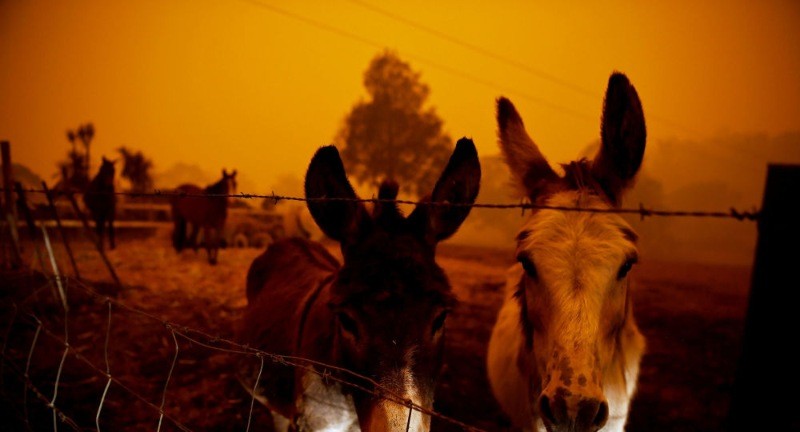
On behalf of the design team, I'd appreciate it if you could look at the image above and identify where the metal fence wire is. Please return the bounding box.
[0,183,761,432]
[1,275,486,432]
[3,187,761,221]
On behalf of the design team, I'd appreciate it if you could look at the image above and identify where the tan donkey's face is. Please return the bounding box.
[514,192,639,431]
[497,72,646,432]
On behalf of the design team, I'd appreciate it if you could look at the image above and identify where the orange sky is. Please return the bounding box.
[1,0,798,191]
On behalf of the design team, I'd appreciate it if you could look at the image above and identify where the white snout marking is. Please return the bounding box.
[379,366,429,432]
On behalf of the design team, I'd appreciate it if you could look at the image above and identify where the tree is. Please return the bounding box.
[337,51,453,197]
[57,123,94,190]
[76,123,95,175]
[117,146,154,193]
[56,147,89,191]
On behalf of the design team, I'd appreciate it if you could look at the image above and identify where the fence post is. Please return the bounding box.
[2,140,22,268]
[1,141,15,222]
[728,164,800,431]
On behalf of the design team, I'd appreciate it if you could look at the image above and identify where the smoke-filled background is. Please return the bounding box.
[2,2,800,431]
[3,1,798,265]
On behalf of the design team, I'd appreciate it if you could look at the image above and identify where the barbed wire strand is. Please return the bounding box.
[6,187,760,221]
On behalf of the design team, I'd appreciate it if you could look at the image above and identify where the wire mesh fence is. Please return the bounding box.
[1,272,488,432]
[0,183,762,431]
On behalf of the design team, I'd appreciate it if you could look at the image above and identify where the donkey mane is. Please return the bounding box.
[530,159,611,207]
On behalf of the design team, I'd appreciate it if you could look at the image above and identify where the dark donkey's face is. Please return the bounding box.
[305,139,480,432]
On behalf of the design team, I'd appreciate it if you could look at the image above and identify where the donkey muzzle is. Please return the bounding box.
[539,386,608,432]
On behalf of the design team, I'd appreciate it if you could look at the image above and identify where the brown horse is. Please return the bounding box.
[83,157,117,250]
[170,169,237,265]
[238,139,480,432]
[487,73,647,432]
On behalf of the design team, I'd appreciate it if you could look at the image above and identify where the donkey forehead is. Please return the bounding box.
[333,251,451,305]
[517,191,638,263]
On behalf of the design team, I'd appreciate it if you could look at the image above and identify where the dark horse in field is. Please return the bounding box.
[170,169,237,265]
[83,157,117,250]
[238,139,481,431]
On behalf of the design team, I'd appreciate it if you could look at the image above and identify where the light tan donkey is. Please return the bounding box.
[487,73,647,432]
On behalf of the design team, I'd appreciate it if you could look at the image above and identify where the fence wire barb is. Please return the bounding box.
[4,187,760,221]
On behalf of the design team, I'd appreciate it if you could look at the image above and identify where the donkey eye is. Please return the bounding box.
[517,253,538,280]
[337,312,360,339]
[431,311,448,336]
[617,257,637,279]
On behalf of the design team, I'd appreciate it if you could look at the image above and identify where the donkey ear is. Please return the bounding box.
[304,145,368,243]
[222,168,228,177]
[410,138,481,242]
[497,97,558,199]
[591,72,646,206]
[231,169,237,178]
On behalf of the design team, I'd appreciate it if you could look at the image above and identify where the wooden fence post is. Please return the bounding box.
[1,140,22,268]
[1,141,15,222]
[728,164,800,431]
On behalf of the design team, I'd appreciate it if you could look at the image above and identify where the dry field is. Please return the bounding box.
[0,229,751,431]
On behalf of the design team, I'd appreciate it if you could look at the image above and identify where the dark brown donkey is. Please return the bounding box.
[83,156,117,250]
[238,139,480,432]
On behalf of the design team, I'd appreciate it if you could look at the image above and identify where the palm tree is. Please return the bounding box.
[117,146,153,193]
[67,129,76,154]
[77,123,94,176]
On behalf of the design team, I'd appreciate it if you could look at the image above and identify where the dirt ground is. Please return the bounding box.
[0,229,751,431]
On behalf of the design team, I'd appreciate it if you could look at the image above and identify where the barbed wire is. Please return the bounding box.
[0,174,760,430]
[4,187,760,221]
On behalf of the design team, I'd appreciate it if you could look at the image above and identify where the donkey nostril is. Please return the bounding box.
[539,395,557,425]
[576,398,608,430]
[539,394,569,425]
[594,401,609,427]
